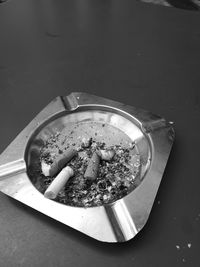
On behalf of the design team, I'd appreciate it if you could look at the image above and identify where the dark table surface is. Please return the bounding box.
[0,0,200,266]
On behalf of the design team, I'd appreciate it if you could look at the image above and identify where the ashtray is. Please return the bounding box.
[0,92,174,242]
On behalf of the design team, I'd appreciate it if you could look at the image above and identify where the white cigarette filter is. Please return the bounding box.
[44,166,74,199]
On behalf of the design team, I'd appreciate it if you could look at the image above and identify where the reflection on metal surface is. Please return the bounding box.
[0,92,174,242]
[140,0,200,11]
[0,159,26,179]
[105,200,138,242]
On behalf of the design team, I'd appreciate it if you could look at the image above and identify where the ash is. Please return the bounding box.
[39,127,141,207]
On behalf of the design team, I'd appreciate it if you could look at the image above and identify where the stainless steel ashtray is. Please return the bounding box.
[0,92,174,242]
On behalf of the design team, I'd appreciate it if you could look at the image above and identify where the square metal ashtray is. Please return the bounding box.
[0,92,174,242]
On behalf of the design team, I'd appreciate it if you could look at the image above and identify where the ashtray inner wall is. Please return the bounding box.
[26,109,151,206]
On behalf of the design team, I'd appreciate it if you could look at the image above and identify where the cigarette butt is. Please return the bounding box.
[84,152,100,181]
[49,147,77,177]
[44,166,74,199]
[98,149,115,161]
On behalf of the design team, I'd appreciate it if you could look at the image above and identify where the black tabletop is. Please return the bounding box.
[0,0,200,266]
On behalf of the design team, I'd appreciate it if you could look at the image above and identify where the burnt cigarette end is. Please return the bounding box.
[49,147,77,177]
[81,137,93,148]
[84,152,100,181]
[98,149,115,161]
[41,160,51,176]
